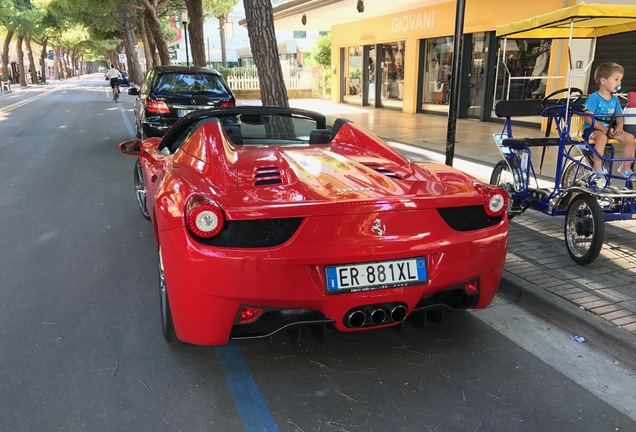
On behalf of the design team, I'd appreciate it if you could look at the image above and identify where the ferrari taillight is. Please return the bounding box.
[237,306,263,324]
[186,195,225,238]
[464,279,479,295]
[220,100,236,107]
[474,183,508,218]
[144,99,170,114]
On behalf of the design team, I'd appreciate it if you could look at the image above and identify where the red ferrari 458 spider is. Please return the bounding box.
[119,106,508,346]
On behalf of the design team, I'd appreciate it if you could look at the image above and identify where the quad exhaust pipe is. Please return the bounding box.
[344,303,408,328]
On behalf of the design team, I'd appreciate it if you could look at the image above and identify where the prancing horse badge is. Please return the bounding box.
[371,218,386,237]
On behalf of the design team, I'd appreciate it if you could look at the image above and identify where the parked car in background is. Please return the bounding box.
[128,65,235,139]
[120,71,130,87]
[118,105,509,346]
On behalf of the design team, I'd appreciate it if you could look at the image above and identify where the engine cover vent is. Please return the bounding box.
[254,166,283,186]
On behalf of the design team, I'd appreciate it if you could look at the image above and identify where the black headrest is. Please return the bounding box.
[224,125,243,144]
[309,129,331,144]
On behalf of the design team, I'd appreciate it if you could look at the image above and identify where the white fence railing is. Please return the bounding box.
[226,67,312,90]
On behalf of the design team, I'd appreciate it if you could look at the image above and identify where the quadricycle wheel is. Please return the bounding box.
[564,193,604,265]
[561,156,593,188]
[561,149,612,188]
[490,160,522,219]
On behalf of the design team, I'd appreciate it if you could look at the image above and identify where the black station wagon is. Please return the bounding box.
[129,65,236,139]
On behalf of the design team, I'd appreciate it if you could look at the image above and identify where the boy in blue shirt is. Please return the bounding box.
[585,62,635,180]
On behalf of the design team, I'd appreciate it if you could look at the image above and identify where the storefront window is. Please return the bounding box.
[343,46,363,104]
[380,42,405,108]
[421,37,454,113]
[495,39,551,102]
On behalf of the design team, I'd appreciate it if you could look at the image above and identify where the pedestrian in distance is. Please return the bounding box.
[584,62,635,180]
[105,64,122,101]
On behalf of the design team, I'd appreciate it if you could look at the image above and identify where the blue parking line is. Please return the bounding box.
[215,342,280,432]
[118,103,136,138]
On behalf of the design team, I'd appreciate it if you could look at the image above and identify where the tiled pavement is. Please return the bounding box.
[503,210,636,366]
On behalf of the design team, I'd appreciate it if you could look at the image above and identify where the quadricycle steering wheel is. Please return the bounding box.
[541,87,584,108]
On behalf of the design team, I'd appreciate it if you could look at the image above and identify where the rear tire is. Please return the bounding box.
[564,194,604,265]
[159,246,178,343]
[134,160,151,220]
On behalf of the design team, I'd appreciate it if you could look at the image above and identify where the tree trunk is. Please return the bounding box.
[145,11,161,66]
[243,0,288,107]
[70,48,78,77]
[74,50,81,76]
[38,36,48,82]
[25,37,37,84]
[123,13,143,84]
[2,29,14,82]
[141,1,171,65]
[219,13,227,67]
[53,46,61,80]
[139,13,154,70]
[60,49,68,79]
[16,34,27,87]
[185,0,206,66]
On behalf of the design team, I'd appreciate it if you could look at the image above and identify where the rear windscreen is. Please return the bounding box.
[154,73,228,94]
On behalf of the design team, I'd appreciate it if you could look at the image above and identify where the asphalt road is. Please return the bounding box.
[0,75,634,432]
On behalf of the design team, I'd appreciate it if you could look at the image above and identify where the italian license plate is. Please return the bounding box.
[177,109,192,117]
[325,258,427,294]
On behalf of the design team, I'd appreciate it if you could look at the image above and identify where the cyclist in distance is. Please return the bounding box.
[105,64,122,101]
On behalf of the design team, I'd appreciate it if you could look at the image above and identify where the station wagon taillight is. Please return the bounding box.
[144,99,170,114]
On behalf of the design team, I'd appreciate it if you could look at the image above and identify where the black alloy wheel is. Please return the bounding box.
[158,246,178,342]
[134,159,151,220]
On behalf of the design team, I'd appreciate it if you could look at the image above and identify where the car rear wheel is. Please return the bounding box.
[159,246,178,342]
[134,160,151,220]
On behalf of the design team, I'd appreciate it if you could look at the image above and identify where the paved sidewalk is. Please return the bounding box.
[287,98,636,366]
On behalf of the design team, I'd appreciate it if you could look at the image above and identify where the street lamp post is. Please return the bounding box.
[181,9,190,67]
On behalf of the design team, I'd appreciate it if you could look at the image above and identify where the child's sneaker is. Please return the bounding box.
[618,166,635,178]
[588,170,608,191]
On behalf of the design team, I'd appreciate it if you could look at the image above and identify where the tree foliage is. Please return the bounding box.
[0,0,291,105]
[203,0,237,66]
[309,34,331,68]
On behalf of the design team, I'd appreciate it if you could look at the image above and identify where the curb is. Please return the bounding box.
[498,272,636,370]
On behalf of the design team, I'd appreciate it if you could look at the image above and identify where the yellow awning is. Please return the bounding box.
[496,2,636,39]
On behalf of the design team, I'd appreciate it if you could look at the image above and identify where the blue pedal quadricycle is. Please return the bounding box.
[491,89,636,265]
[490,4,636,265]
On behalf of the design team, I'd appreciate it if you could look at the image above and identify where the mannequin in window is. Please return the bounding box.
[438,59,451,104]
[428,58,439,102]
[529,40,550,98]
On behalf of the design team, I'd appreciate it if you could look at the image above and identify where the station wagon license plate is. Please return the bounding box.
[326,258,427,294]
[177,109,193,117]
